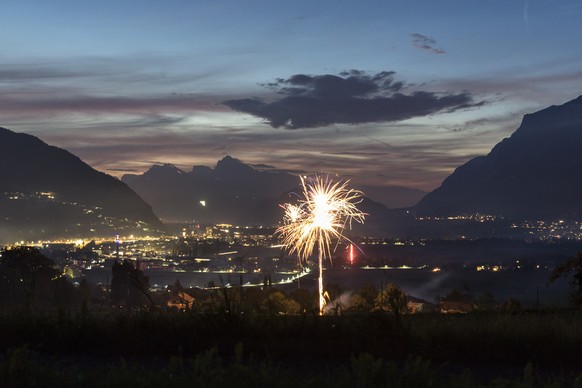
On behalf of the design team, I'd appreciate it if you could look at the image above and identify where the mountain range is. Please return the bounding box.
[414,95,582,220]
[124,94,582,231]
[122,156,300,224]
[0,127,162,243]
[122,157,425,224]
[1,94,581,242]
[122,157,394,235]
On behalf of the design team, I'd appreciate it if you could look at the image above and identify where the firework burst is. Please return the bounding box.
[276,175,366,315]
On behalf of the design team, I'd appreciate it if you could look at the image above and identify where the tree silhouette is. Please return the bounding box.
[110,259,151,308]
[548,253,582,306]
[289,288,317,313]
[110,260,128,306]
[0,246,60,309]
[345,285,378,314]
[375,283,407,317]
[442,288,468,302]
[170,278,184,296]
[128,261,152,307]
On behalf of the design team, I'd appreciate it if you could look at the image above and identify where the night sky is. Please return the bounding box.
[2,0,581,191]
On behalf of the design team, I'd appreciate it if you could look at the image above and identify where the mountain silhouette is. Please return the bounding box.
[0,127,162,242]
[122,156,301,223]
[358,184,426,209]
[414,95,582,220]
[123,158,396,237]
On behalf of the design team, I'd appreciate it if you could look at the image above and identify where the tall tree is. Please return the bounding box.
[110,259,151,308]
[110,260,128,306]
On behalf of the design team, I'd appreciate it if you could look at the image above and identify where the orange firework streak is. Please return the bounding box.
[276,175,366,315]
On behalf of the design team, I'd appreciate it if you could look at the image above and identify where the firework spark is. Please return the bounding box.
[276,175,366,315]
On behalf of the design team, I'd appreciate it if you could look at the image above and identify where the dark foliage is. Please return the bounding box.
[0,309,581,386]
[111,260,152,308]
[548,253,582,306]
[0,247,60,309]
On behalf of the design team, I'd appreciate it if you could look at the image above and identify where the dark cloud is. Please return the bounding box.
[411,33,446,54]
[224,70,482,129]
[262,70,403,98]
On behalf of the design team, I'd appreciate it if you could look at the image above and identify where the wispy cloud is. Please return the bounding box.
[0,56,236,122]
[0,93,224,115]
[410,33,446,54]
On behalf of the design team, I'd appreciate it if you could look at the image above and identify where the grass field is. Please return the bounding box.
[1,308,581,387]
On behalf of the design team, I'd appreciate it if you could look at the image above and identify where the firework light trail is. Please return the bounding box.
[276,175,366,315]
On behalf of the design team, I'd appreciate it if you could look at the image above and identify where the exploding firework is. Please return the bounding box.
[276,175,366,315]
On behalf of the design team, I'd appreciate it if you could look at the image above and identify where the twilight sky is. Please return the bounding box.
[1,0,581,191]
